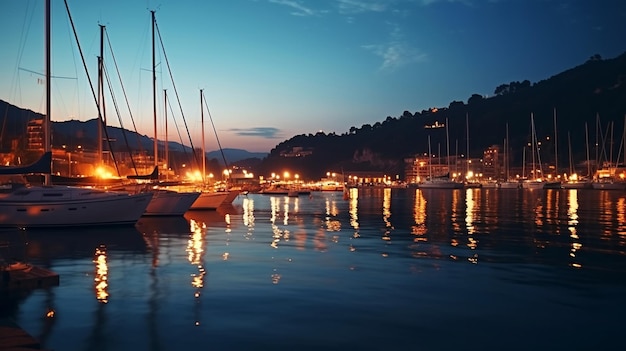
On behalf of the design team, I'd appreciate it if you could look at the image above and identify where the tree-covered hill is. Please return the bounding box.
[255,52,626,179]
[2,52,625,180]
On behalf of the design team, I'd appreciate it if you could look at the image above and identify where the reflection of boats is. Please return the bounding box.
[260,184,311,195]
[135,216,192,235]
[0,225,149,262]
[184,205,234,228]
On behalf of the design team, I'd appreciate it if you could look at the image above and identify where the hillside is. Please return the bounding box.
[0,106,266,165]
[2,52,626,180]
[255,52,626,179]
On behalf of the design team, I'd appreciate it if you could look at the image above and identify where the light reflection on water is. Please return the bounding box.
[1,188,626,350]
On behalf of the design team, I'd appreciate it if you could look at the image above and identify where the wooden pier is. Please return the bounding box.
[0,318,45,350]
[1,264,58,350]
[1,264,59,291]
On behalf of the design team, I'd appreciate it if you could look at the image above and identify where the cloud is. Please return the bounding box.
[228,127,282,139]
[335,0,389,14]
[335,0,476,14]
[269,0,317,16]
[362,24,427,71]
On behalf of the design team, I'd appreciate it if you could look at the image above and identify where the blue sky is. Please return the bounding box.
[1,0,625,153]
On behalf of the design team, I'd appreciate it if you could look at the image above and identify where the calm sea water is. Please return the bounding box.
[1,188,626,350]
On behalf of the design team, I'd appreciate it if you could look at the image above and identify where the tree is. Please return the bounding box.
[494,84,510,96]
[468,94,484,104]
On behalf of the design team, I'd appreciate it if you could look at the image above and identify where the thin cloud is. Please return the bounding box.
[335,0,389,14]
[269,0,317,16]
[363,25,427,71]
[229,127,282,139]
[335,0,472,14]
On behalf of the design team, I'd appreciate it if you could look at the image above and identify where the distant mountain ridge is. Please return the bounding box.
[0,106,267,164]
[256,52,626,179]
[3,51,626,179]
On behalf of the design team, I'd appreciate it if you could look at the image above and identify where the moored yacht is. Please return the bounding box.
[0,2,154,229]
[0,181,154,228]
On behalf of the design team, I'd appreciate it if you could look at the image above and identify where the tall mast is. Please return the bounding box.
[427,135,432,180]
[530,112,537,180]
[97,24,105,165]
[585,122,591,178]
[567,131,573,176]
[553,108,558,179]
[164,89,168,180]
[151,10,158,169]
[465,113,469,177]
[201,89,206,184]
[505,123,509,181]
[44,0,51,185]
[446,117,450,178]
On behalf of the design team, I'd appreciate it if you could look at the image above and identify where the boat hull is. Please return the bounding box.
[561,181,592,189]
[499,181,520,189]
[189,191,230,210]
[591,182,626,190]
[0,185,153,228]
[521,181,545,190]
[143,190,200,216]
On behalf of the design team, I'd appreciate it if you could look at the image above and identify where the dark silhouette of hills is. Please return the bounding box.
[255,52,626,179]
[2,52,626,180]
[0,104,266,165]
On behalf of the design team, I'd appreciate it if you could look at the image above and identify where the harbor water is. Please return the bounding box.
[1,187,625,350]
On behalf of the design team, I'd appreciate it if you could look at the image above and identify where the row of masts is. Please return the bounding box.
[427,110,626,182]
[88,10,221,183]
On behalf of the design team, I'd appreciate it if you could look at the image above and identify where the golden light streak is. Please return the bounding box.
[349,189,359,230]
[383,188,392,229]
[93,245,109,303]
[465,188,475,235]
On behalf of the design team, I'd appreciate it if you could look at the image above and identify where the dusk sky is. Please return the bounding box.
[1,0,624,153]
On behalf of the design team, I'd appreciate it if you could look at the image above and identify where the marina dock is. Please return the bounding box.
[1,262,58,350]
[0,317,46,350]
[1,264,59,291]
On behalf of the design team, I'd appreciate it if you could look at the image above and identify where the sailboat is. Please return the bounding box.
[543,108,563,189]
[124,10,201,216]
[561,127,592,189]
[499,123,520,189]
[521,113,546,190]
[419,119,463,189]
[187,89,238,209]
[0,0,153,228]
[591,114,626,190]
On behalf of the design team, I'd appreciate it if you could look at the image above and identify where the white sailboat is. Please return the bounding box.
[499,123,520,189]
[521,113,546,190]
[419,119,463,189]
[160,89,237,210]
[187,89,238,210]
[0,0,153,228]
[591,114,626,190]
[137,10,201,216]
[561,127,592,189]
